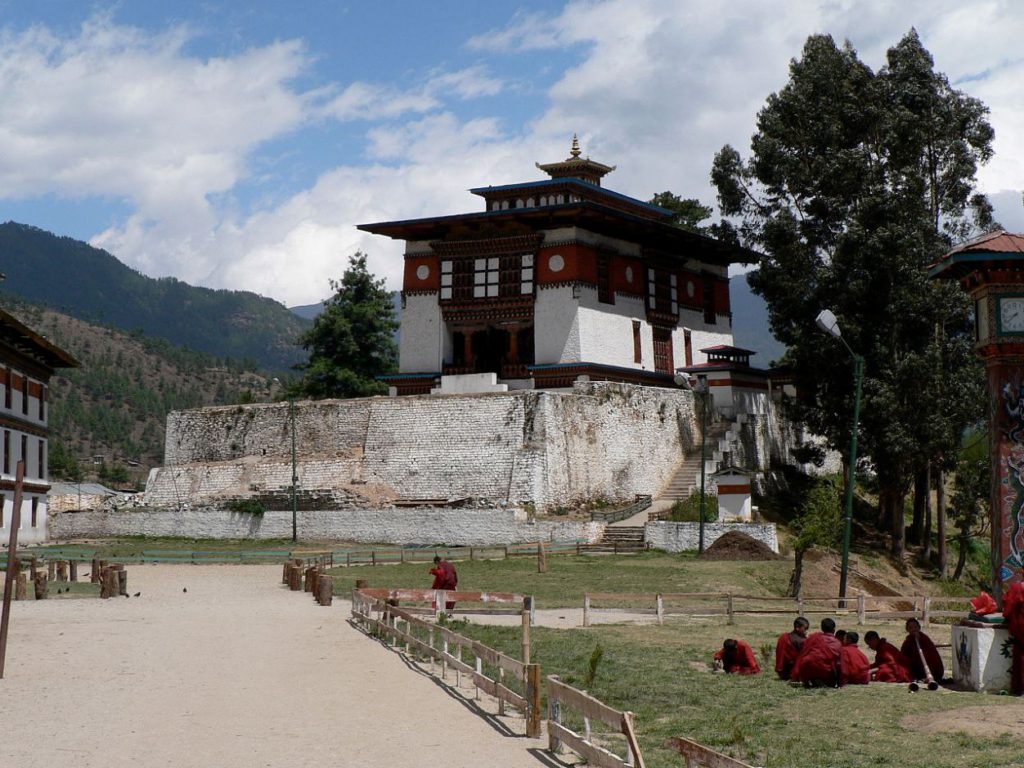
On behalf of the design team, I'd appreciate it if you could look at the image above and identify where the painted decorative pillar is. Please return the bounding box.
[931,232,1024,605]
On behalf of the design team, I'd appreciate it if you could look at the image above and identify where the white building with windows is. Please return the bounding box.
[0,308,78,546]
[360,138,758,395]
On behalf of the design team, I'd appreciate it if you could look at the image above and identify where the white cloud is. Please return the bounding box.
[3,3,1024,310]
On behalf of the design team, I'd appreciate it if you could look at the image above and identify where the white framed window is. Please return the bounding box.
[440,260,453,300]
[473,257,501,298]
[521,254,534,295]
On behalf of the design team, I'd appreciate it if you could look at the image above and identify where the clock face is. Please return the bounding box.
[999,296,1024,333]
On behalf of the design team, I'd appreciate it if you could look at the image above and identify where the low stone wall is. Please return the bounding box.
[644,521,779,553]
[50,508,606,546]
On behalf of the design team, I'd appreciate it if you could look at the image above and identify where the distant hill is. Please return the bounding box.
[0,222,309,371]
[0,297,271,487]
[730,271,786,366]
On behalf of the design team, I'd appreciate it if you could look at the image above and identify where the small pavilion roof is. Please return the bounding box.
[930,230,1024,279]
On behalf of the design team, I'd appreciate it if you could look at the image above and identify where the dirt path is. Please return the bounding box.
[2,564,547,767]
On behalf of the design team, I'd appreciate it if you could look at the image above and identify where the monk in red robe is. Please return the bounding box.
[900,618,944,684]
[775,616,809,680]
[714,639,761,674]
[791,617,843,687]
[864,631,912,683]
[839,631,870,685]
[429,555,458,611]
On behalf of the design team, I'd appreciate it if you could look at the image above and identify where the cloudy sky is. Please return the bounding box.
[1,1,1022,307]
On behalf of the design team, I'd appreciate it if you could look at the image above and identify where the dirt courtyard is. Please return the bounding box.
[1,564,547,767]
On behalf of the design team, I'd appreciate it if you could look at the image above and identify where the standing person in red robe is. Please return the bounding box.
[900,618,944,684]
[790,617,843,687]
[714,639,761,674]
[1003,582,1024,696]
[864,631,912,683]
[429,555,458,611]
[775,617,809,680]
[839,631,870,685]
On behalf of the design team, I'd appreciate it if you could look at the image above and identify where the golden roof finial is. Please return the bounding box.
[569,134,581,159]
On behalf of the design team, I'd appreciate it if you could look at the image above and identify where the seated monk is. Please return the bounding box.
[775,616,809,680]
[864,631,912,683]
[791,617,842,687]
[900,618,944,683]
[839,631,870,685]
[714,639,762,674]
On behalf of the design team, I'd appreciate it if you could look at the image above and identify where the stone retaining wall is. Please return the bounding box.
[644,520,779,553]
[50,507,606,546]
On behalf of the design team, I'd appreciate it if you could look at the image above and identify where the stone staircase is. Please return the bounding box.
[657,420,736,505]
[587,525,648,553]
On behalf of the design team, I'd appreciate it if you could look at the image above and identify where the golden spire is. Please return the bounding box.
[569,134,581,159]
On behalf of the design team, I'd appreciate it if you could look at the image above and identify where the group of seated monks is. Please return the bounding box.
[714,616,944,688]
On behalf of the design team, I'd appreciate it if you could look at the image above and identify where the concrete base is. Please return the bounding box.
[951,625,1013,693]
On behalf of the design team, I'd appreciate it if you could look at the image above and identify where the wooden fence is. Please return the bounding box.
[663,737,755,768]
[547,674,646,768]
[582,592,973,627]
[591,495,653,523]
[350,588,542,738]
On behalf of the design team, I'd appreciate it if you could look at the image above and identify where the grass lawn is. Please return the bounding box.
[453,616,1024,768]
[329,551,793,608]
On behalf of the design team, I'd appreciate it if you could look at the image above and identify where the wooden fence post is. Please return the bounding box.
[47,560,55,580]
[656,594,664,625]
[117,568,128,597]
[549,689,562,754]
[922,596,931,626]
[526,663,542,739]
[727,594,735,625]
[56,561,68,582]
[91,557,101,583]
[538,541,547,573]
[583,593,590,627]
[15,571,27,601]
[522,596,533,664]
[317,575,333,606]
[858,594,866,625]
[69,560,78,582]
[33,571,48,600]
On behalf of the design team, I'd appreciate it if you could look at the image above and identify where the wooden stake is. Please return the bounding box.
[521,596,533,664]
[537,541,547,573]
[0,461,26,678]
[69,560,78,582]
[33,571,48,600]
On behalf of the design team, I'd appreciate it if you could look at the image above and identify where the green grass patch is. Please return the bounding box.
[329,551,792,607]
[456,617,1024,768]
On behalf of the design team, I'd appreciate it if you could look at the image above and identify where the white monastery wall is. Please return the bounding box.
[685,323,733,366]
[399,293,442,373]
[535,285,581,364]
[51,506,606,546]
[576,289,647,369]
[645,521,779,553]
[2,497,48,546]
[152,383,700,514]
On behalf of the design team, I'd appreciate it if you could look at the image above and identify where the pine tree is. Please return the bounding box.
[292,252,398,399]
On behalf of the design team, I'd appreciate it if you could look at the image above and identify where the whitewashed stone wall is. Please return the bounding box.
[151,382,700,513]
[576,289,646,369]
[50,507,606,545]
[645,521,779,553]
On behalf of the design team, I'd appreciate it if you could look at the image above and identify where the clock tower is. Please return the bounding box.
[931,230,1024,605]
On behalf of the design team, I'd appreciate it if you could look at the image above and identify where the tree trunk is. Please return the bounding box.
[953,528,969,581]
[788,549,805,598]
[936,469,947,576]
[922,464,933,562]
[888,489,905,558]
[910,469,927,546]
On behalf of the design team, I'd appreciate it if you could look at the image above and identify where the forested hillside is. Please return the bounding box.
[0,222,309,371]
[0,298,272,488]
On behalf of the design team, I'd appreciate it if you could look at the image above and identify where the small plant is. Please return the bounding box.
[584,643,604,688]
[669,493,719,522]
[760,642,774,666]
[227,498,266,516]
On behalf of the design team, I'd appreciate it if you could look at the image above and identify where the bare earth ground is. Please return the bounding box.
[2,564,547,768]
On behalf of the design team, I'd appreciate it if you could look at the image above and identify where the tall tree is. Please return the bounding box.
[648,192,713,232]
[292,252,398,399]
[712,31,992,556]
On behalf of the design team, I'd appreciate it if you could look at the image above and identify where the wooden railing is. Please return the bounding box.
[350,589,541,737]
[547,674,645,768]
[582,592,973,627]
[663,736,755,767]
[590,495,653,523]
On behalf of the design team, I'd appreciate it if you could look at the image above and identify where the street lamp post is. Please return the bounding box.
[289,397,297,544]
[815,309,864,604]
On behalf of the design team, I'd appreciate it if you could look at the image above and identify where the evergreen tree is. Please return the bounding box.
[292,252,398,399]
[712,30,993,556]
[648,192,713,232]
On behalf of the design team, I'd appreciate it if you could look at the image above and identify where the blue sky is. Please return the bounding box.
[0,1,1022,306]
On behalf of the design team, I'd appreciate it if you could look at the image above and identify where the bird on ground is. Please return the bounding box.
[183,587,187,593]
[133,592,141,597]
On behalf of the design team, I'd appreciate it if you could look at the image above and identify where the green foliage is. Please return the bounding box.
[96,462,130,485]
[669,493,719,522]
[49,441,83,482]
[648,191,713,233]
[791,482,842,555]
[227,498,266,516]
[584,643,604,688]
[0,222,308,371]
[712,31,992,550]
[949,427,991,582]
[292,252,398,399]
